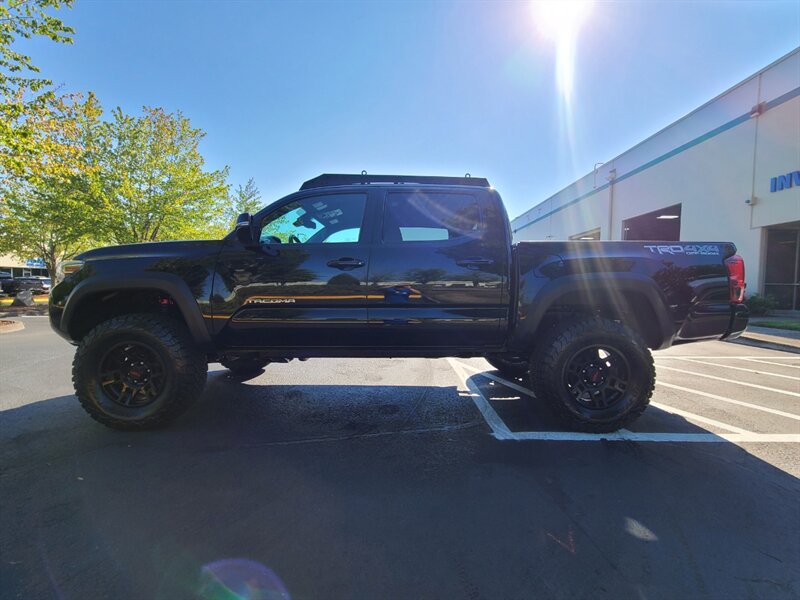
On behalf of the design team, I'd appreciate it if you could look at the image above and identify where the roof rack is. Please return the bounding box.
[300,173,490,191]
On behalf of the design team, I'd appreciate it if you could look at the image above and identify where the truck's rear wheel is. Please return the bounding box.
[484,353,529,378]
[529,317,654,432]
[72,314,207,430]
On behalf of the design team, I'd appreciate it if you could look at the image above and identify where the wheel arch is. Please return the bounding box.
[511,273,676,351]
[62,274,212,345]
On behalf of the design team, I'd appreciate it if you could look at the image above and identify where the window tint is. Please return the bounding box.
[383,192,481,243]
[259,193,366,244]
[323,228,360,243]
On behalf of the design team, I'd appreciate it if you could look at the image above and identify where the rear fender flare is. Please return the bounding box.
[512,273,675,351]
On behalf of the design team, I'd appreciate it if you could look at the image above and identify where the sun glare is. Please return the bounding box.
[532,0,595,101]
[534,0,595,42]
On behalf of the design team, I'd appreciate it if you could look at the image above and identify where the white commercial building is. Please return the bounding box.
[511,49,800,311]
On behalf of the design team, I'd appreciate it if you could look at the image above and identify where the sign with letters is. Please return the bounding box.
[770,171,800,192]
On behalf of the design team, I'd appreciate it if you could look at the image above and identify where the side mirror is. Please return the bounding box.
[235,213,258,247]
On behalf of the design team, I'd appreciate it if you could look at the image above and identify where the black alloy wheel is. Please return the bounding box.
[562,345,630,410]
[98,341,167,408]
[73,313,207,430]
[529,316,654,432]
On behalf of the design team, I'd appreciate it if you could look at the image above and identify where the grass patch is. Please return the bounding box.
[752,320,800,332]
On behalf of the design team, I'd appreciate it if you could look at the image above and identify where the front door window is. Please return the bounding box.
[259,193,366,245]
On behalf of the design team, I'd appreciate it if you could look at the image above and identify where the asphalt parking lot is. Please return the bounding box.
[1,317,798,599]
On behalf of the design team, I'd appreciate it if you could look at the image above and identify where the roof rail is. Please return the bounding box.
[300,173,490,190]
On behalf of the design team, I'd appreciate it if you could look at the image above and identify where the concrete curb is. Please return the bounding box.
[0,319,25,334]
[728,335,800,355]
[0,307,48,318]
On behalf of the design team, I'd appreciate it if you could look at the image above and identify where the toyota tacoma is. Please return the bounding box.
[50,174,749,432]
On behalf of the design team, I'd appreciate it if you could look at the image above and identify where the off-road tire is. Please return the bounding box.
[220,354,270,375]
[484,353,530,379]
[529,317,654,433]
[72,313,207,430]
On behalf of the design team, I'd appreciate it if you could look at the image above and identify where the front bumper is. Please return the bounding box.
[48,301,74,343]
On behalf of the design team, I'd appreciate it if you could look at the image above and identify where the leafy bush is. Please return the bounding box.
[746,294,777,316]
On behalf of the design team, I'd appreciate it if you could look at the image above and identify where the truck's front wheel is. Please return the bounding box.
[529,317,654,432]
[72,314,207,430]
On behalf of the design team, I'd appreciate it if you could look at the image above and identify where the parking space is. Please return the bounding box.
[1,318,799,599]
[448,348,800,444]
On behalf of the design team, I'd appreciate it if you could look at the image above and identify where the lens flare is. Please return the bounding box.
[198,559,291,600]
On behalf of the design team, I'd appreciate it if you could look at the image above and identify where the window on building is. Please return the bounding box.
[383,192,481,243]
[764,223,800,310]
[622,204,681,241]
[569,228,601,241]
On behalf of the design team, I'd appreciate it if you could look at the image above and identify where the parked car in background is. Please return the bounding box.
[4,277,48,296]
[0,271,12,295]
[32,276,52,293]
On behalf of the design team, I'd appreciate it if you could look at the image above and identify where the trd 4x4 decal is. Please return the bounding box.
[643,244,720,256]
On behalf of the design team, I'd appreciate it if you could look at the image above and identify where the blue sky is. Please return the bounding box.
[20,0,800,218]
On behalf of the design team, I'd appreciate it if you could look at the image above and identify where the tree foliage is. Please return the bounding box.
[0,2,234,273]
[225,177,262,228]
[95,106,230,244]
[0,0,74,94]
[0,92,103,278]
[0,0,76,178]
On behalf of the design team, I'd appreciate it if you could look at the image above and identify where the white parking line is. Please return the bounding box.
[736,357,800,369]
[470,370,537,398]
[446,358,514,440]
[447,360,793,442]
[661,357,800,381]
[459,361,753,435]
[648,402,752,434]
[655,381,800,421]
[510,431,800,443]
[654,355,800,359]
[656,364,800,398]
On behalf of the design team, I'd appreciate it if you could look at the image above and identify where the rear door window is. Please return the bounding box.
[382,192,481,243]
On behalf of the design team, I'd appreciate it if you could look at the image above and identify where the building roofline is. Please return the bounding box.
[513,46,800,224]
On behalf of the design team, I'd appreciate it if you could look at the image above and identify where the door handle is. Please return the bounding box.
[456,257,494,270]
[327,257,365,271]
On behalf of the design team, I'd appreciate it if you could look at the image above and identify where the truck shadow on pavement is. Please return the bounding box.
[1,379,798,600]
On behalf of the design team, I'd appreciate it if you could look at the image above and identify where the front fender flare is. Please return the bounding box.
[61,273,212,344]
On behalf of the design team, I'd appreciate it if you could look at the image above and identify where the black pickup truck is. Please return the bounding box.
[50,174,749,432]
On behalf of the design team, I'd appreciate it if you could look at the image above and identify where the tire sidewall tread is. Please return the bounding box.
[529,316,655,433]
[72,313,207,430]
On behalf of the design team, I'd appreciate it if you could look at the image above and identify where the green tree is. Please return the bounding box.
[96,106,230,243]
[0,0,74,94]
[225,177,262,228]
[0,92,103,278]
[0,0,76,179]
